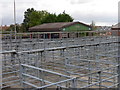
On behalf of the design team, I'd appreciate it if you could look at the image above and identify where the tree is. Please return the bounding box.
[23,8,49,32]
[57,11,73,22]
[5,24,23,33]
[41,13,57,24]
[23,8,35,31]
[41,12,74,23]
[22,8,74,32]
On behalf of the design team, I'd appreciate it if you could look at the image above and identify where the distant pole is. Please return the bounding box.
[14,0,17,40]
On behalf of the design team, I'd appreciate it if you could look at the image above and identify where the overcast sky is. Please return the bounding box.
[0,0,119,26]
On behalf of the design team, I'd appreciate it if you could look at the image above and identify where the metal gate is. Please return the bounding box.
[0,32,120,89]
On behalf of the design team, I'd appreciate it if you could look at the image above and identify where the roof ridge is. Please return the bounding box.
[29,22,91,32]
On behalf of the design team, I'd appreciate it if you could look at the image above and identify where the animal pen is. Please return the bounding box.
[0,31,120,89]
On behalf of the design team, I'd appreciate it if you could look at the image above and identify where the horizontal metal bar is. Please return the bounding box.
[107,83,119,88]
[2,70,19,75]
[2,79,20,84]
[2,82,20,88]
[17,41,119,53]
[22,73,66,88]
[2,76,19,80]
[81,75,118,88]
[103,71,117,75]
[18,49,44,53]
[21,64,72,78]
[66,64,96,71]
[67,57,118,65]
[100,49,118,54]
[23,81,38,88]
[2,58,16,61]
[37,78,75,89]
[77,65,119,78]
[95,84,109,88]
[98,54,120,58]
[0,50,16,54]
[3,64,19,69]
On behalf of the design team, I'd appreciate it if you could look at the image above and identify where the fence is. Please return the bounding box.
[0,31,120,89]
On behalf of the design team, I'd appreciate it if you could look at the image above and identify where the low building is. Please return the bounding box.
[29,22,92,38]
[29,22,92,32]
[111,23,120,30]
[96,26,111,31]
[111,23,120,36]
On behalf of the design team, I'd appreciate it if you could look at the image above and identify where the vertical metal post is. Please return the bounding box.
[117,1,120,84]
[65,32,70,76]
[72,78,77,88]
[40,52,43,68]
[88,61,91,85]
[98,71,101,89]
[43,33,46,69]
[0,12,2,89]
[0,34,2,89]
[52,50,55,71]
[14,0,17,41]
[118,38,120,89]
[41,33,46,85]
[20,63,23,88]
[11,52,17,75]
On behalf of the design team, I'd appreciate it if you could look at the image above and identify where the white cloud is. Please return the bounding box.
[0,0,119,26]
[1,0,38,25]
[69,0,95,4]
[0,4,2,26]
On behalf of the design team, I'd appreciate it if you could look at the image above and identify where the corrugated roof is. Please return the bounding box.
[29,22,91,32]
[112,23,120,29]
